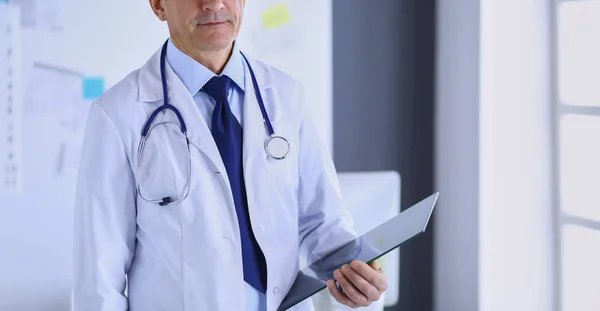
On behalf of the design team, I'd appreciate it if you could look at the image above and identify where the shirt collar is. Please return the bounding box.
[166,38,245,96]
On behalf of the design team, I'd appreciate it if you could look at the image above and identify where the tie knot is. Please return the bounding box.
[202,76,232,102]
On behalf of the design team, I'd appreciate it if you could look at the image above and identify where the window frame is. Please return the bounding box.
[550,1,600,310]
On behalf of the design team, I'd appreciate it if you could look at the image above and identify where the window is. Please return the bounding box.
[554,1,600,310]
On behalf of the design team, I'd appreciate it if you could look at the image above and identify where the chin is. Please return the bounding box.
[191,27,232,47]
[194,36,234,51]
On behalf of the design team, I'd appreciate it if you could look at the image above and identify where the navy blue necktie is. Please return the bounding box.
[202,76,268,293]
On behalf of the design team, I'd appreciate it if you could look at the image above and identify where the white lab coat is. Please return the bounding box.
[72,46,357,311]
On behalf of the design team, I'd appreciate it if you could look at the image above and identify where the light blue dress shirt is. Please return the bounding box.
[166,39,266,311]
[166,38,246,128]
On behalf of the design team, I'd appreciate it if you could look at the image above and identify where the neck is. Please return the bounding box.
[170,37,233,75]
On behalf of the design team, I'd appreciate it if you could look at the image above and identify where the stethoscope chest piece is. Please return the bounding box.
[265,135,290,160]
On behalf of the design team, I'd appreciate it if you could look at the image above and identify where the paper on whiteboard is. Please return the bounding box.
[239,0,302,57]
[36,0,63,30]
[22,63,83,125]
[61,98,92,136]
[56,138,82,177]
[56,99,91,176]
[10,0,63,30]
[9,0,35,27]
[0,3,23,193]
[56,97,91,176]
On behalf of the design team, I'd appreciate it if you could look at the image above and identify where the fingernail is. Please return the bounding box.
[334,269,342,278]
[352,260,359,268]
[342,264,350,273]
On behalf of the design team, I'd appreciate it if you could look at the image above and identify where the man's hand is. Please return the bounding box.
[326,259,388,308]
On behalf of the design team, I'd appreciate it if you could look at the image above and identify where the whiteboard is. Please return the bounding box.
[17,0,332,149]
[0,1,332,310]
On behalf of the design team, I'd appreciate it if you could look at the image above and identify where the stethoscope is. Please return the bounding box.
[136,40,290,206]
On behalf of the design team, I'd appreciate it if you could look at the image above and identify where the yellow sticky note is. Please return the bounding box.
[262,3,291,30]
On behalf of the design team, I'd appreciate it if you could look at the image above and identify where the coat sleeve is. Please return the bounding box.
[72,102,137,311]
[295,84,358,271]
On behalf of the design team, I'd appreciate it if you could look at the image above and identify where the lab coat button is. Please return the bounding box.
[258,225,265,233]
[273,287,280,295]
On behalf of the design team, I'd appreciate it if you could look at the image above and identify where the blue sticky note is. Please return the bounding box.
[83,77,105,100]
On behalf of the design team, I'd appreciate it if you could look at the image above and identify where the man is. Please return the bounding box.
[72,0,387,310]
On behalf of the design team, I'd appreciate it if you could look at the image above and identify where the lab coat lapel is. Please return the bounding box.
[242,57,271,170]
[241,55,281,217]
[171,75,228,175]
[137,47,227,176]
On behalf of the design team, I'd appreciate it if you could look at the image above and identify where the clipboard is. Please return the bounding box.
[278,192,439,311]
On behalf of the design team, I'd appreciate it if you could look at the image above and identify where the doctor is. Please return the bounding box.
[72,0,387,310]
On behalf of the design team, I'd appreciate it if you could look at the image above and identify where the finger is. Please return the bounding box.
[351,260,388,292]
[341,264,381,301]
[369,260,386,279]
[327,280,359,308]
[369,260,383,272]
[334,268,369,306]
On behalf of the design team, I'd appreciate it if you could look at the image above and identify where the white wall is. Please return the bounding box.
[479,1,554,310]
[435,1,554,310]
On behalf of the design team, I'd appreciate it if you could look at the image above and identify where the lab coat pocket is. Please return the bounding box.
[290,298,316,311]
